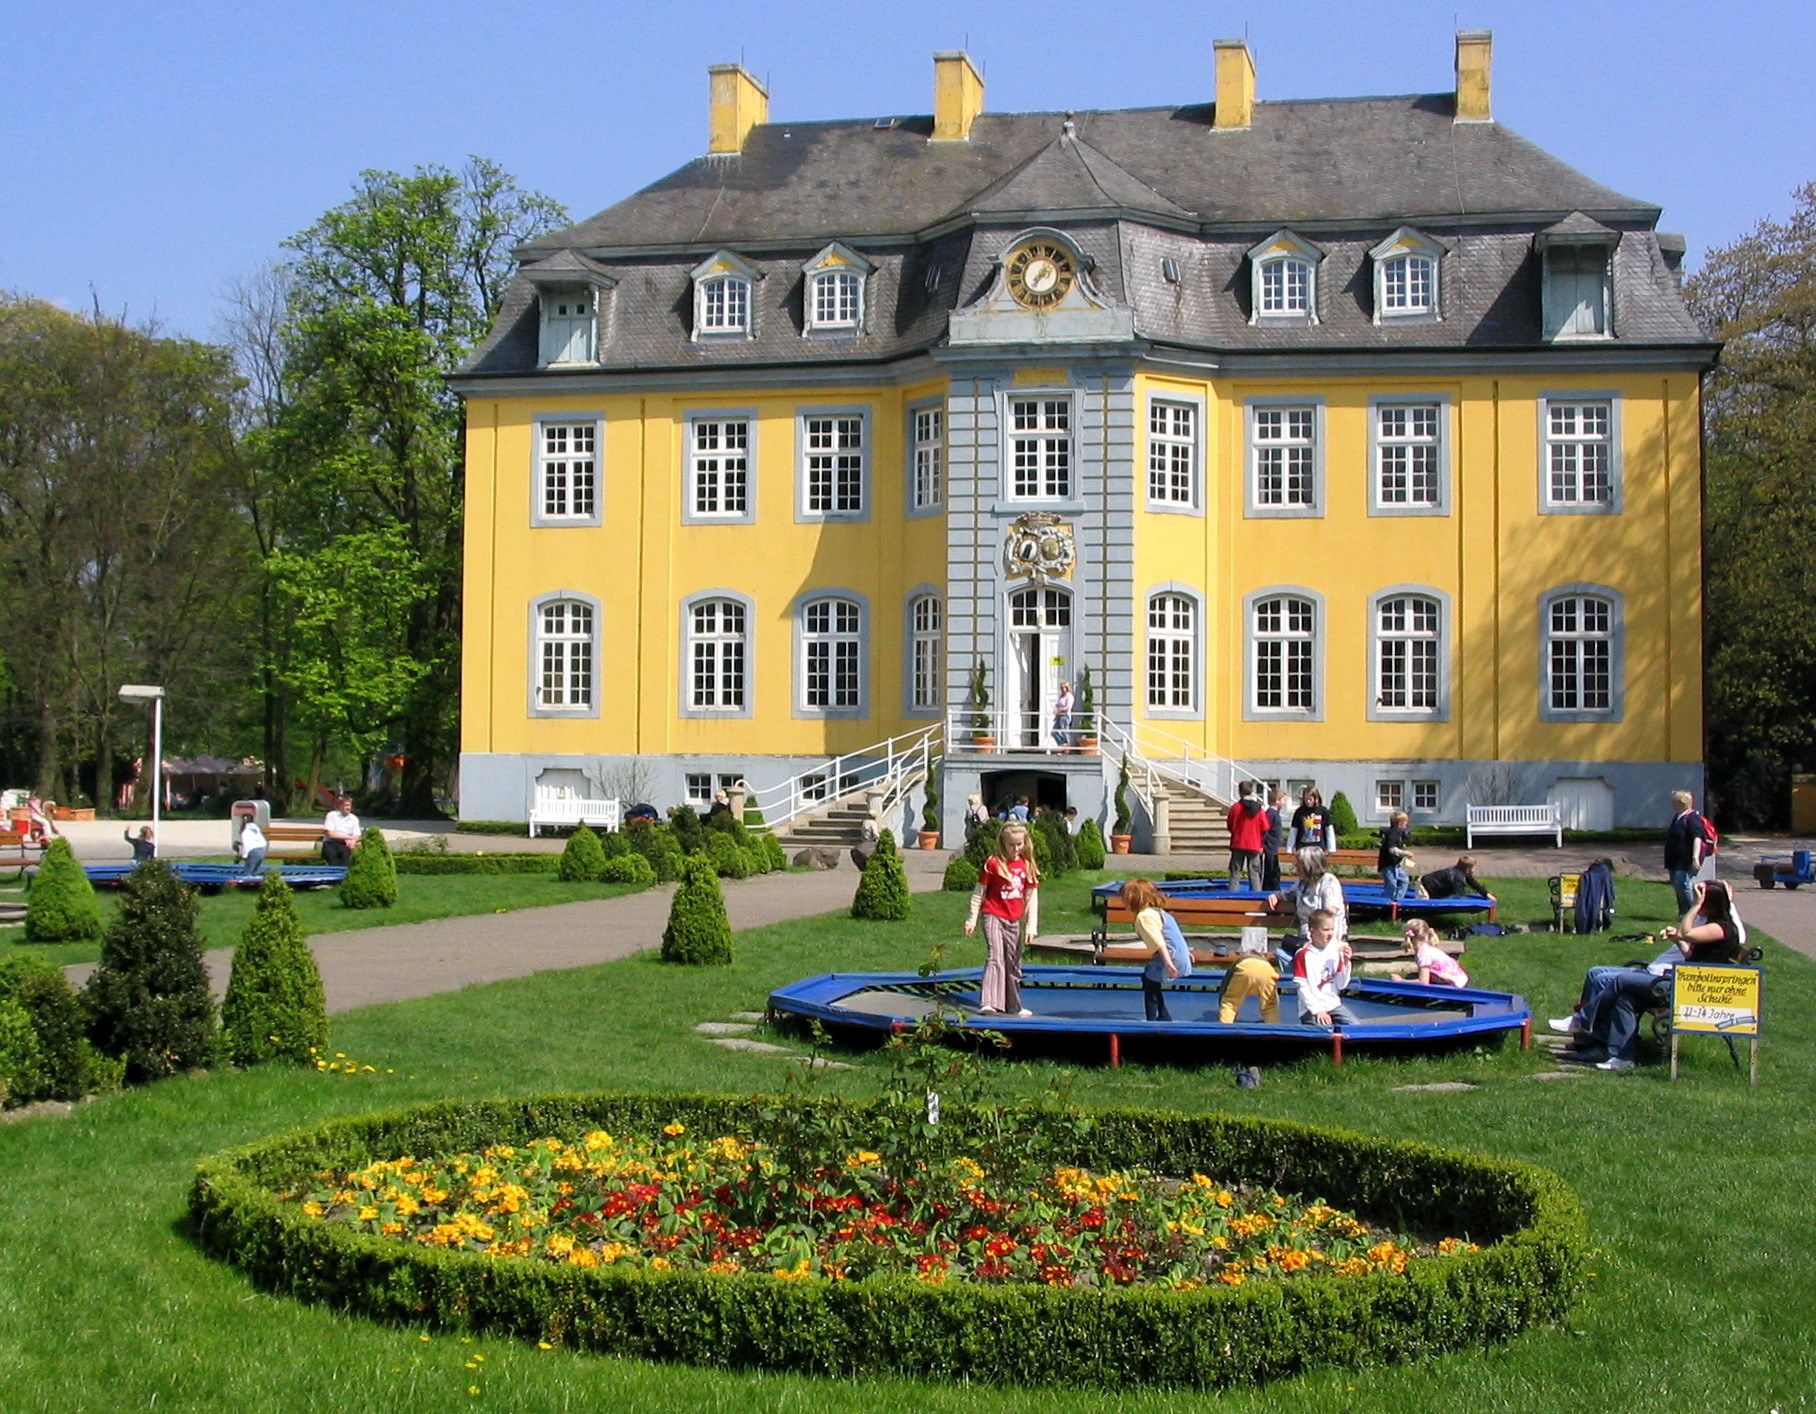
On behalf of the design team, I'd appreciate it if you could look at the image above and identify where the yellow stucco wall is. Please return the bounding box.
[1130,370,1703,764]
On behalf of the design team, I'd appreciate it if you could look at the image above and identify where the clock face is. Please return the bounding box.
[1005,240,1076,310]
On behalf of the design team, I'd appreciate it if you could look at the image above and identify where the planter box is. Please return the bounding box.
[51,807,96,821]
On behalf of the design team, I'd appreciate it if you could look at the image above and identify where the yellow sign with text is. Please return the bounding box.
[1672,966,1763,1037]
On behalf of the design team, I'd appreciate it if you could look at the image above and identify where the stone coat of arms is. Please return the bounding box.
[1002,512,1076,584]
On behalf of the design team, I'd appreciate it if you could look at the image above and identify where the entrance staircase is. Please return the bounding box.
[772,794,876,851]
[749,725,939,854]
[1157,784,1233,855]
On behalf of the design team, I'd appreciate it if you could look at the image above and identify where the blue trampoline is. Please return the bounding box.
[769,964,1531,1066]
[83,862,347,891]
[1090,877,1497,921]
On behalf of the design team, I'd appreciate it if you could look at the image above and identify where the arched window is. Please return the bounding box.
[810,270,862,329]
[1374,594,1442,713]
[1258,256,1312,315]
[697,276,750,334]
[1379,254,1435,315]
[799,595,863,712]
[533,598,595,711]
[907,593,942,713]
[1251,594,1317,713]
[1146,592,1196,712]
[1544,592,1617,714]
[686,597,748,712]
[1008,586,1071,629]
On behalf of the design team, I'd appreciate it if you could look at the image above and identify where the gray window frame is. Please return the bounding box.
[1244,396,1326,519]
[792,589,869,721]
[794,405,872,524]
[902,586,943,718]
[1367,394,1451,518]
[530,412,605,528]
[1243,585,1326,723]
[682,410,758,526]
[1538,583,1625,724]
[1538,392,1623,517]
[997,388,1082,510]
[527,590,602,720]
[905,397,945,518]
[1143,583,1204,720]
[1366,585,1452,723]
[1145,393,1205,515]
[678,589,756,720]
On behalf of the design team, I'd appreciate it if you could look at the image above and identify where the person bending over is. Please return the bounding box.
[1219,928,1280,1024]
[1403,918,1468,987]
[1549,879,1747,1072]
[1420,854,1496,905]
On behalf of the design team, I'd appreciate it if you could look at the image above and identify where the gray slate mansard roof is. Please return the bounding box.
[459,95,1713,379]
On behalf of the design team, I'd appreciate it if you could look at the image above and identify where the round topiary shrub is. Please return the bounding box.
[942,855,981,892]
[851,829,911,920]
[0,997,47,1107]
[705,830,752,879]
[668,805,706,856]
[599,828,631,860]
[24,837,102,944]
[761,834,788,872]
[191,1091,1588,1391]
[84,860,217,1082]
[599,853,656,887]
[339,829,398,909]
[0,953,119,1102]
[221,873,328,1068]
[558,826,608,883]
[661,855,733,965]
[1076,819,1107,870]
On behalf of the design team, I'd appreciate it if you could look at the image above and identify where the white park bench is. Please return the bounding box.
[1465,803,1563,848]
[528,788,622,838]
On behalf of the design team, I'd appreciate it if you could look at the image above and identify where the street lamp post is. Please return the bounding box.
[118,685,165,858]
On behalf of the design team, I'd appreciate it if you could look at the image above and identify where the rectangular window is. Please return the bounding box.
[700,277,749,334]
[1253,596,1315,712]
[1375,780,1404,814]
[537,420,597,521]
[688,418,750,519]
[1008,396,1072,500]
[688,599,746,711]
[1544,245,1608,339]
[1146,594,1196,711]
[1545,400,1614,508]
[1375,403,1442,509]
[1147,400,1197,507]
[811,271,861,328]
[540,291,595,365]
[1252,405,1318,509]
[1412,780,1439,812]
[684,773,713,806]
[910,405,943,511]
[1260,258,1310,314]
[910,596,942,712]
[802,414,865,516]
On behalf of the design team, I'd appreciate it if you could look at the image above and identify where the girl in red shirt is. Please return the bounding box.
[964,822,1041,1016]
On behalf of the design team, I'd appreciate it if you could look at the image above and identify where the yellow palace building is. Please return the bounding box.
[453,32,1715,847]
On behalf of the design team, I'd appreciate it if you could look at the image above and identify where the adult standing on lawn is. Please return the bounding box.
[1664,790,1707,915]
[321,794,362,867]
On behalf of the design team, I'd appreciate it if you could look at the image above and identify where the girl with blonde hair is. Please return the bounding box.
[964,821,1040,1016]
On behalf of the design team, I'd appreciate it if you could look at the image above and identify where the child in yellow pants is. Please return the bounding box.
[1219,933,1280,1024]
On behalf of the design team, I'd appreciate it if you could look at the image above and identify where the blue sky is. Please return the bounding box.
[3,0,1808,340]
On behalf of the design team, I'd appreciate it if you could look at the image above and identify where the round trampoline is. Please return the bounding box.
[83,862,347,891]
[769,964,1532,1066]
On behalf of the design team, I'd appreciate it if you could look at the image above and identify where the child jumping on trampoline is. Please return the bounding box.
[964,821,1040,1017]
[1119,878,1192,1020]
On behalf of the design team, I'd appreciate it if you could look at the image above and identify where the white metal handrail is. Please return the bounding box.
[1126,721,1268,803]
[943,707,1102,754]
[874,726,940,835]
[743,724,942,832]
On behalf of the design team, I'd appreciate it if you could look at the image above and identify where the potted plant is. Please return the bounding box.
[968,659,994,752]
[918,764,941,850]
[1076,665,1099,754]
[1110,758,1134,854]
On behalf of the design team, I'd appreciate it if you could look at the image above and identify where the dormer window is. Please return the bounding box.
[690,251,760,339]
[1247,231,1322,325]
[520,251,614,370]
[1369,227,1446,323]
[1537,215,1618,341]
[802,242,874,333]
[539,288,596,365]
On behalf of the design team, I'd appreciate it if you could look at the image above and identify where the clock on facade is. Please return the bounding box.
[1005,240,1077,310]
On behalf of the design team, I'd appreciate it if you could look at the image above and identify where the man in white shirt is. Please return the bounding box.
[322,795,362,866]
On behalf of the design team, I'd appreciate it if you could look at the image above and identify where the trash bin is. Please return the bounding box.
[231,799,271,854]
[1793,776,1816,834]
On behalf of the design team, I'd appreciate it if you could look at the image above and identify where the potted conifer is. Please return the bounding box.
[1110,758,1134,854]
[1076,665,1099,754]
[968,659,995,752]
[918,765,941,850]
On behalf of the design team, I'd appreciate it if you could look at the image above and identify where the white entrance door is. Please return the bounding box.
[1005,587,1072,749]
[1548,777,1614,831]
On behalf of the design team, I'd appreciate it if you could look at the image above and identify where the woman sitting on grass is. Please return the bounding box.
[1118,878,1191,1021]
[1549,879,1747,1072]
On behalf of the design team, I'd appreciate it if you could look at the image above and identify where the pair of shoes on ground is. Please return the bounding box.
[1557,1047,1636,1071]
[976,1007,1034,1018]
[1547,1014,1583,1035]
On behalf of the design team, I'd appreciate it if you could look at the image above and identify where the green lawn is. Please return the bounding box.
[0,873,644,967]
[0,874,1808,1409]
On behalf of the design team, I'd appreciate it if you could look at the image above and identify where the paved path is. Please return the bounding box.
[55,830,1816,1011]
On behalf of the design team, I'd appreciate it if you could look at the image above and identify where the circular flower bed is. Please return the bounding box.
[191,1092,1586,1389]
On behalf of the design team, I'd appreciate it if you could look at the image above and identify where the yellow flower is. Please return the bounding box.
[362,1065,376,1073]
[663,1122,686,1137]
[358,1205,379,1222]
[301,1201,324,1218]
[648,1256,672,1271]
[537,1341,554,1351]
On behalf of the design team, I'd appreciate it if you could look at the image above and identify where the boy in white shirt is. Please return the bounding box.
[1292,908,1356,1028]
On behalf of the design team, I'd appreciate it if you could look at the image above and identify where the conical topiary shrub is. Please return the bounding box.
[1076,819,1107,870]
[1035,812,1075,877]
[24,837,102,944]
[661,854,733,966]
[1330,790,1360,840]
[627,821,686,882]
[599,828,631,860]
[706,829,752,879]
[338,828,398,908]
[84,860,217,1082]
[851,829,911,921]
[761,833,788,872]
[668,805,705,856]
[558,825,608,882]
[221,873,328,1067]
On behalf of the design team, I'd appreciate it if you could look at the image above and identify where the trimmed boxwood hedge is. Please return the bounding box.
[190,1091,1586,1390]
[394,854,560,876]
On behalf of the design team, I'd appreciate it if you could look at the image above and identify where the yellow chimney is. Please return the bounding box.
[1213,39,1256,130]
[1454,30,1492,123]
[932,51,984,142]
[708,64,768,155]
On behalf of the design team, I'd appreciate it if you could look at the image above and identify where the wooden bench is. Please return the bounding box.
[528,790,622,838]
[262,824,326,862]
[1277,847,1376,872]
[0,829,45,871]
[1097,896,1291,935]
[1466,803,1562,848]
